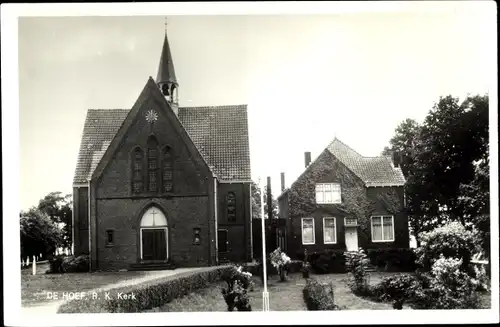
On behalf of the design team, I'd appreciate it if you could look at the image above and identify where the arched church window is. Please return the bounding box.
[132,148,144,194]
[147,136,159,193]
[226,192,236,222]
[162,146,174,192]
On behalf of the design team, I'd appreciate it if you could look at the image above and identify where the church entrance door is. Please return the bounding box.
[141,228,167,261]
[140,206,168,261]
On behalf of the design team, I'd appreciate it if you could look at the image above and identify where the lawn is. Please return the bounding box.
[150,272,399,312]
[149,270,492,312]
[21,267,153,307]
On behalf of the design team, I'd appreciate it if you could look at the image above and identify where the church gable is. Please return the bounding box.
[92,78,212,198]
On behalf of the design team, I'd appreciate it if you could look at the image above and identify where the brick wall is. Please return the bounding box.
[94,197,211,270]
[88,98,215,270]
[217,182,252,262]
[282,150,409,259]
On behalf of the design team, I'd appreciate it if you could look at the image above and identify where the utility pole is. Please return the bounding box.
[260,178,270,311]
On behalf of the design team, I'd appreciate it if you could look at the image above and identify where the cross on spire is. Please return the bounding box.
[164,17,168,33]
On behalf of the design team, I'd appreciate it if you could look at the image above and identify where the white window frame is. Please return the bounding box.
[315,183,341,204]
[370,215,395,242]
[323,217,337,244]
[301,218,315,245]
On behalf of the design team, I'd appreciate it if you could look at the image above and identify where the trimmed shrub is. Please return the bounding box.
[345,250,370,295]
[57,266,232,313]
[61,255,90,273]
[47,255,66,274]
[416,222,479,272]
[367,248,417,272]
[309,250,346,274]
[47,255,89,274]
[302,278,340,311]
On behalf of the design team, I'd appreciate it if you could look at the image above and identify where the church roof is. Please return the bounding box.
[326,138,406,187]
[73,105,251,185]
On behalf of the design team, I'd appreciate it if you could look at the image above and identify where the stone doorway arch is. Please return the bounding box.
[139,206,168,261]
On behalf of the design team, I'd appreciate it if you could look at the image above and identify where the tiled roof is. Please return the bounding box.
[327,138,406,187]
[73,105,251,185]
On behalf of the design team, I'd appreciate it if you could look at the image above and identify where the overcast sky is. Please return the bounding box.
[17,4,494,210]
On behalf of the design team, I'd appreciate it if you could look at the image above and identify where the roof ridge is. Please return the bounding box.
[332,137,364,157]
[179,104,247,110]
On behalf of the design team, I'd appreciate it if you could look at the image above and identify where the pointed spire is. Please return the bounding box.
[156,18,178,86]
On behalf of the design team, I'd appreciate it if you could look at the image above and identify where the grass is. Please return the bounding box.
[21,265,154,307]
[152,272,399,312]
[151,271,492,312]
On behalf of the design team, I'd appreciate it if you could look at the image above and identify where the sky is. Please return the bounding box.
[16,3,495,211]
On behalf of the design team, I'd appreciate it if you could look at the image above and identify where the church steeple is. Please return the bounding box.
[156,18,179,113]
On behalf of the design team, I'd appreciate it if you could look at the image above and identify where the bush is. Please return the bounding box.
[62,255,90,273]
[302,278,340,311]
[345,250,370,295]
[47,255,66,274]
[269,248,291,281]
[371,257,482,310]
[367,248,416,272]
[416,222,479,272]
[221,265,253,311]
[309,250,346,274]
[373,273,420,306]
[57,266,232,313]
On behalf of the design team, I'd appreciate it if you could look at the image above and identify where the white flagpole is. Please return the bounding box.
[260,179,270,311]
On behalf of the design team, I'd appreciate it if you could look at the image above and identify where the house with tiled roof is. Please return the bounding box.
[72,27,252,271]
[277,138,409,259]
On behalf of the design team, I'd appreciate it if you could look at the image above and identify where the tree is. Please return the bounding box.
[37,192,73,250]
[251,181,279,219]
[384,94,489,246]
[20,209,64,263]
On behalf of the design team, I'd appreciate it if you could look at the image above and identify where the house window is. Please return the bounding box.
[323,217,336,244]
[371,216,395,242]
[226,192,236,222]
[106,230,114,246]
[147,136,159,192]
[162,146,174,192]
[315,183,341,204]
[132,148,144,193]
[345,217,358,226]
[301,218,315,245]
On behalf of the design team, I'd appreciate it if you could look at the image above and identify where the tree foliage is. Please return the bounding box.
[37,191,73,248]
[384,94,489,248]
[20,209,64,262]
[251,181,279,219]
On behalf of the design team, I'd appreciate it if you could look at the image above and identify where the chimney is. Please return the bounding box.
[304,152,311,168]
[392,152,401,168]
[280,172,285,192]
[267,176,273,220]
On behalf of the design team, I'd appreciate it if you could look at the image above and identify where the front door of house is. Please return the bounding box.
[218,229,228,253]
[345,226,358,252]
[142,229,167,261]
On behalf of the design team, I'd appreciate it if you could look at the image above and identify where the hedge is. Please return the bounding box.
[57,266,232,313]
[302,278,340,310]
[47,255,90,274]
[366,248,416,272]
[308,250,346,274]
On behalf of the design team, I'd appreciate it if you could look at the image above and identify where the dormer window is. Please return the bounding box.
[315,183,341,204]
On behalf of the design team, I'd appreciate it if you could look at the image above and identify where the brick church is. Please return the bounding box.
[72,26,253,271]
